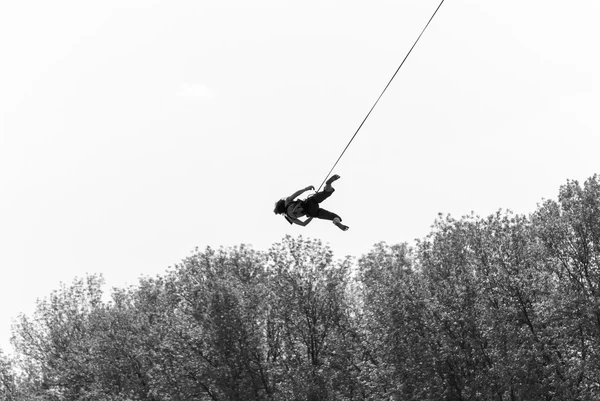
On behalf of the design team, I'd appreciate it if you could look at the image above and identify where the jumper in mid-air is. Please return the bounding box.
[274,175,349,231]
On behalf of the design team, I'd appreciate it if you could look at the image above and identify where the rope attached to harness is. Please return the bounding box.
[316,0,446,192]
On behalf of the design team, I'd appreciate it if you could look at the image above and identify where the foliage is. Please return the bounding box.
[4,174,600,400]
[1,349,17,400]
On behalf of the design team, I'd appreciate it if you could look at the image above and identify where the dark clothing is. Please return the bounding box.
[315,208,341,221]
[299,189,341,222]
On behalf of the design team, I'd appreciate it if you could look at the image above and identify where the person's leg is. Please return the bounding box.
[316,208,349,231]
[302,199,320,218]
[309,188,334,204]
[310,174,342,204]
[316,208,340,221]
[324,174,340,192]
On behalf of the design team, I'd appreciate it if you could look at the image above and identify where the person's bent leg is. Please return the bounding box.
[310,188,334,204]
[324,174,340,192]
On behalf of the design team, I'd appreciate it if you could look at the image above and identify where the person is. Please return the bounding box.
[273,174,349,231]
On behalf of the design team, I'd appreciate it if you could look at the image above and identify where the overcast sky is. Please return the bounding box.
[1,0,598,353]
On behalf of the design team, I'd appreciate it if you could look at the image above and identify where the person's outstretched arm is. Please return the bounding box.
[302,217,314,227]
[286,185,314,204]
[288,216,314,227]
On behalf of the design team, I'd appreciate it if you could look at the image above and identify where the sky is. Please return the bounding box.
[1,0,598,353]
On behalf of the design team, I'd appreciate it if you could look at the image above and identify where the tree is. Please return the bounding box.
[266,235,354,401]
[11,274,107,400]
[533,175,600,399]
[160,244,274,400]
[415,210,565,400]
[357,241,440,400]
[0,349,17,401]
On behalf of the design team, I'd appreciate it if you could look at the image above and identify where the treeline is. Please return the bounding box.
[2,175,600,400]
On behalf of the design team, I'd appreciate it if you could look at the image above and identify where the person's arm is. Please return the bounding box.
[289,216,314,227]
[286,185,314,204]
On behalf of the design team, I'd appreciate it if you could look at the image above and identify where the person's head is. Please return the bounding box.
[273,199,286,215]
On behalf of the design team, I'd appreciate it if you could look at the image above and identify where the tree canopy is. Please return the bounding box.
[3,174,600,400]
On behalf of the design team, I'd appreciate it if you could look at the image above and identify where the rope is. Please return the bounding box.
[316,0,446,192]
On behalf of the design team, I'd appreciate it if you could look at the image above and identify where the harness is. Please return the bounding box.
[284,200,303,225]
